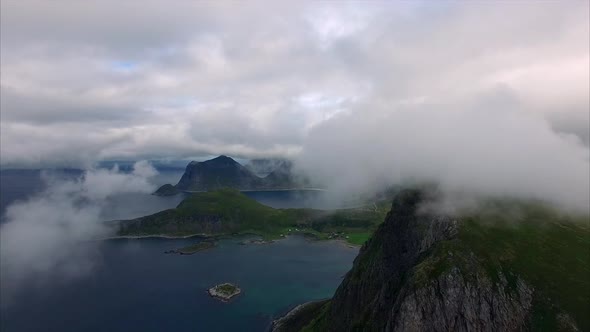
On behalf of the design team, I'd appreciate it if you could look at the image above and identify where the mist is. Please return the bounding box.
[0,161,158,306]
[296,90,590,213]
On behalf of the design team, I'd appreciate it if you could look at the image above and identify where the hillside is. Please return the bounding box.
[175,155,263,191]
[118,189,388,244]
[273,190,590,332]
[154,155,304,194]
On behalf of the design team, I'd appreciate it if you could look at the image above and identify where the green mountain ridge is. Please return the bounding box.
[118,189,389,244]
[272,190,590,332]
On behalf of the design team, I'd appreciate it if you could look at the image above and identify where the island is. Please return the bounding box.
[164,240,216,255]
[118,188,389,246]
[208,283,241,302]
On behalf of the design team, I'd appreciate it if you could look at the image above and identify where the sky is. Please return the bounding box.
[1,1,589,210]
[1,1,588,165]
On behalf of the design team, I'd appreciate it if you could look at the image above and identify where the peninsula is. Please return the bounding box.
[118,188,388,245]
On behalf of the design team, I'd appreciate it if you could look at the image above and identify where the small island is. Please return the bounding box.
[164,240,216,255]
[208,283,241,302]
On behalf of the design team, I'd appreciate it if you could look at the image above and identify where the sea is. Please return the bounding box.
[0,168,358,332]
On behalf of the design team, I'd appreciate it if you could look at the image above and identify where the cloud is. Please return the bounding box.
[1,1,586,167]
[0,161,158,305]
[296,89,590,212]
[0,1,588,210]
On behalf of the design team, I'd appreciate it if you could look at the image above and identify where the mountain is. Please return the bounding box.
[118,189,386,241]
[262,160,302,188]
[273,189,589,331]
[175,155,262,191]
[245,158,288,177]
[153,183,180,196]
[154,155,305,194]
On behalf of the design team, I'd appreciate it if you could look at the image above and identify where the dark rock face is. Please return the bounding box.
[272,300,330,332]
[176,155,263,191]
[279,189,537,331]
[153,183,180,196]
[167,155,301,192]
[391,268,533,332]
[324,189,461,331]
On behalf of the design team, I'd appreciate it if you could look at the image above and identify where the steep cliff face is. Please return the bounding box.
[275,189,587,331]
[320,189,472,331]
[176,155,262,191]
[154,156,304,194]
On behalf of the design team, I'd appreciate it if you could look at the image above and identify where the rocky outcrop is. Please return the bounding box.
[208,283,241,302]
[272,300,330,332]
[158,155,304,193]
[153,183,180,196]
[274,189,541,331]
[176,155,262,191]
[391,268,533,331]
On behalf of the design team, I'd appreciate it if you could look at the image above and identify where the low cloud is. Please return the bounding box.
[0,161,157,305]
[296,90,590,213]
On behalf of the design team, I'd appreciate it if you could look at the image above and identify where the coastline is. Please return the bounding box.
[96,233,210,240]
[180,188,327,194]
[271,299,330,332]
[97,233,363,248]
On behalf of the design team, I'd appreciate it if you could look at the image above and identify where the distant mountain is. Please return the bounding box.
[262,160,301,188]
[153,183,180,196]
[175,155,262,191]
[154,155,305,195]
[245,158,289,177]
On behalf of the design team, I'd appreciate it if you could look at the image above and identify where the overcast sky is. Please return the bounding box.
[1,1,588,168]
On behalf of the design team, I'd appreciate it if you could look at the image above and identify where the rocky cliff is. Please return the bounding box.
[273,189,587,331]
[175,155,262,191]
[154,155,302,194]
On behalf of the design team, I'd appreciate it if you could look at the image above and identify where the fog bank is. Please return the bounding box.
[0,161,157,306]
[296,91,590,213]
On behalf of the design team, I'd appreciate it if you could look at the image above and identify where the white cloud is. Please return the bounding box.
[0,1,588,208]
[0,161,158,304]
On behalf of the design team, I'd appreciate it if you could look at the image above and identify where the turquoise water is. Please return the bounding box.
[1,236,356,332]
[0,170,359,331]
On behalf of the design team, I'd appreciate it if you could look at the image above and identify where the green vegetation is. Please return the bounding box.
[216,283,238,295]
[208,282,241,301]
[153,183,180,196]
[300,302,331,332]
[118,189,389,245]
[413,200,590,331]
[345,232,372,246]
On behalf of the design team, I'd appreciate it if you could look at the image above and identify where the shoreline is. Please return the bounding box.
[96,233,363,248]
[181,188,327,194]
[271,299,330,331]
[96,233,210,240]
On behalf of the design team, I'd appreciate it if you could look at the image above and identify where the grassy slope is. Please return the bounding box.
[118,189,388,245]
[300,200,589,331]
[414,200,590,331]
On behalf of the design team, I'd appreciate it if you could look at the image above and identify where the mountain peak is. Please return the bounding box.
[205,155,239,165]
